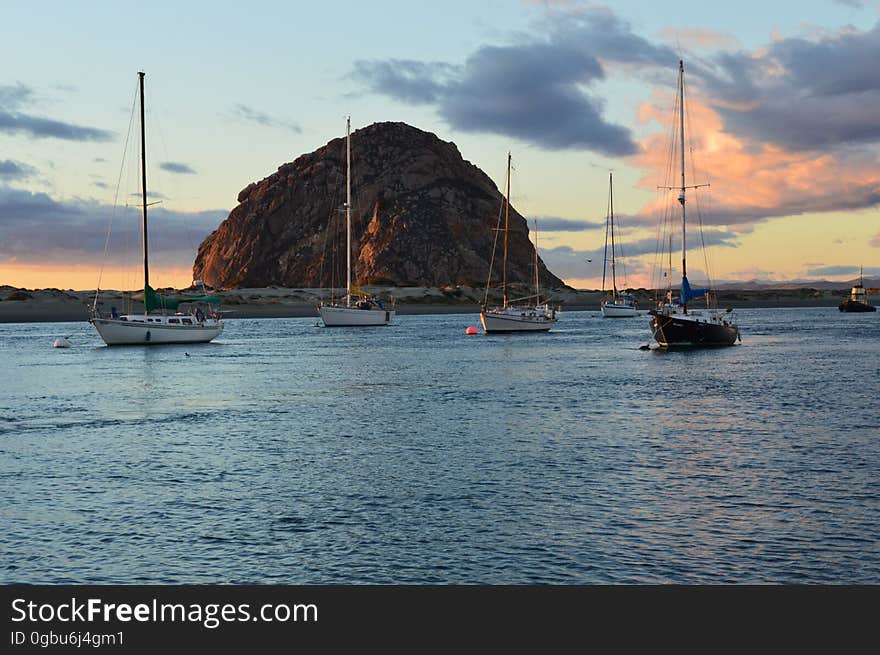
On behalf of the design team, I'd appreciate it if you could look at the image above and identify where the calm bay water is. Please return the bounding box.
[1,307,878,583]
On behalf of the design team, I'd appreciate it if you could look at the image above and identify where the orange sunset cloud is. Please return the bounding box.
[630,90,880,227]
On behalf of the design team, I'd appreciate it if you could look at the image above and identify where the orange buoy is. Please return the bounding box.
[465,326,478,335]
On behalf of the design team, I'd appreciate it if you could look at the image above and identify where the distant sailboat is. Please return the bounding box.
[648,61,739,348]
[318,117,395,327]
[480,152,558,333]
[89,72,223,346]
[839,267,876,312]
[600,172,638,318]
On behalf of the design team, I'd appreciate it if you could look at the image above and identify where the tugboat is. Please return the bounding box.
[838,267,876,312]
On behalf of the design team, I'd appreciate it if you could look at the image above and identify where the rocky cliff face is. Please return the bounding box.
[193,122,566,290]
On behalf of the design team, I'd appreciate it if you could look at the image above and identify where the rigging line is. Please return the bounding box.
[656,81,681,296]
[652,82,680,298]
[320,147,344,302]
[650,188,662,294]
[696,193,715,304]
[614,190,629,290]
[650,190,664,294]
[602,174,610,294]
[324,168,342,302]
[682,73,716,301]
[686,143,716,298]
[142,103,168,290]
[483,166,506,307]
[333,143,346,301]
[94,78,139,311]
[690,161,714,291]
[92,82,138,311]
[319,196,331,299]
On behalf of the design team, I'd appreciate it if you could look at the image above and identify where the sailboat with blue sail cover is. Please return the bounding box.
[648,60,739,348]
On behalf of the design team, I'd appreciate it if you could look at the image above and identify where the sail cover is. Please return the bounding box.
[138,285,221,313]
[680,275,709,305]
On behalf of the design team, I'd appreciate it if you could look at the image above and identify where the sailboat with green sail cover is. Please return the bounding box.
[89,72,223,346]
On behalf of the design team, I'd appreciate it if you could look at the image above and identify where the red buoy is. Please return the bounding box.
[465,326,478,335]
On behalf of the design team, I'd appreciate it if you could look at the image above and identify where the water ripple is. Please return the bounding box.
[1,309,878,583]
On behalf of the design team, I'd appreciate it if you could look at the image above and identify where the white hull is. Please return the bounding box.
[319,305,395,326]
[601,302,639,318]
[91,318,223,345]
[480,308,557,333]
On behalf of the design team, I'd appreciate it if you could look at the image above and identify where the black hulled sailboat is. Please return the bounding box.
[648,60,740,348]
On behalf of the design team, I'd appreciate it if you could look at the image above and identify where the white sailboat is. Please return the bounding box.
[318,117,395,327]
[648,60,739,348]
[600,172,638,317]
[89,72,223,346]
[480,152,558,333]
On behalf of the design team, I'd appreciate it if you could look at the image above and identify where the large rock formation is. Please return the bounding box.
[193,121,567,290]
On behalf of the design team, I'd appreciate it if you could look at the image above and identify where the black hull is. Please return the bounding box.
[839,300,876,312]
[649,311,739,348]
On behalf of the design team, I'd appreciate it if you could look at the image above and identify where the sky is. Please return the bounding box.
[1,0,879,291]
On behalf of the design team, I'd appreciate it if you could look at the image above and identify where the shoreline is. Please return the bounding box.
[0,291,858,324]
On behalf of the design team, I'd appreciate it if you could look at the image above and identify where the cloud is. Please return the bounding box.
[803,264,879,277]
[632,90,880,227]
[656,27,737,49]
[128,191,169,201]
[694,21,880,151]
[725,266,782,281]
[0,187,226,270]
[540,245,602,281]
[540,244,660,288]
[368,9,880,233]
[529,216,604,232]
[0,159,37,181]
[0,83,114,142]
[0,83,33,110]
[231,104,302,133]
[871,230,880,248]
[833,0,864,8]
[159,161,196,175]
[350,7,680,155]
[0,111,114,142]
[541,226,740,281]
[349,60,456,104]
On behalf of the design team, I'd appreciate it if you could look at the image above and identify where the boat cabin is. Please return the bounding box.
[112,311,219,326]
[850,284,867,303]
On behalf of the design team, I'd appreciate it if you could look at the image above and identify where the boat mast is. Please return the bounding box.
[138,71,149,293]
[502,151,510,309]
[678,60,688,313]
[610,171,617,300]
[346,116,351,307]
